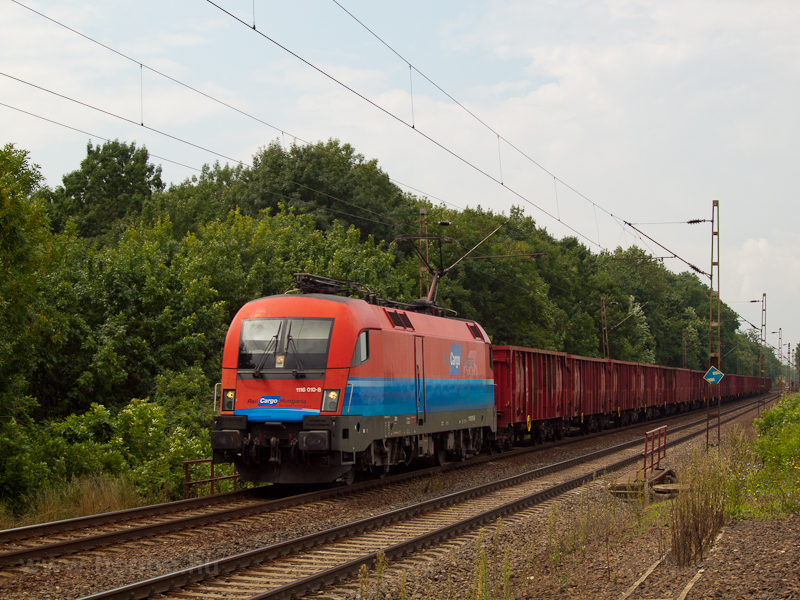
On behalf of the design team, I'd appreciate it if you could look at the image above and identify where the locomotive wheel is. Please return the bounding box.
[399,445,413,467]
[341,466,356,486]
[434,439,447,466]
[533,427,543,445]
[540,421,554,442]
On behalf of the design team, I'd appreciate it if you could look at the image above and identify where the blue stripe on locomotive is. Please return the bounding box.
[344,376,494,416]
[234,407,320,421]
[236,376,494,422]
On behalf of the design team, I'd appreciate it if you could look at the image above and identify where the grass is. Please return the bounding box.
[370,394,800,598]
[0,474,143,530]
[667,392,800,565]
[1,461,247,531]
[668,445,727,565]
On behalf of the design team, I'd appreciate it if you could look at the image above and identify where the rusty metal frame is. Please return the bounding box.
[641,425,667,474]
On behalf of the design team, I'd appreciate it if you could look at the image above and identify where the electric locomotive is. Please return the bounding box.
[211,274,495,484]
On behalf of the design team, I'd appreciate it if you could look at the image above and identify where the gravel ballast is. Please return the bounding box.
[3,399,795,599]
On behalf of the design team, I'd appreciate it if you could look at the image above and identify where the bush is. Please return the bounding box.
[1,391,214,519]
[668,395,800,563]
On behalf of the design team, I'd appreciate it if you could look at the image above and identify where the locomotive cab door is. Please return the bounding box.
[414,336,426,426]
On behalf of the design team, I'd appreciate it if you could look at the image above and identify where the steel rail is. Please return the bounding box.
[0,488,254,544]
[78,392,776,600]
[1,392,770,569]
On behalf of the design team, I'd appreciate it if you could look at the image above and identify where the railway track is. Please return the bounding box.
[78,393,777,600]
[0,394,771,573]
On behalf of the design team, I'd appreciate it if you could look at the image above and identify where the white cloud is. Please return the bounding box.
[2,0,799,345]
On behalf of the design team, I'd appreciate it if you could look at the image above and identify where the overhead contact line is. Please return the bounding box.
[204,0,604,251]
[13,0,715,278]
[0,76,406,235]
[0,101,202,173]
[9,0,308,147]
[329,1,712,273]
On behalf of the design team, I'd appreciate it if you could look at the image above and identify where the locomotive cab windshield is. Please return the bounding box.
[238,317,333,377]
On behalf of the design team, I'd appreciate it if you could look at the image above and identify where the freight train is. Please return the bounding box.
[211,274,770,484]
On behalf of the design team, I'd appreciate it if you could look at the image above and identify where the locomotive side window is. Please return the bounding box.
[351,330,371,366]
[467,323,483,340]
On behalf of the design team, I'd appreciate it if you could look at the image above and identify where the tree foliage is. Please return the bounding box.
[0,144,48,419]
[1,137,784,513]
[42,139,164,240]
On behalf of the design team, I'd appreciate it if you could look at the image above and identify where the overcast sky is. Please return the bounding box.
[2,0,798,369]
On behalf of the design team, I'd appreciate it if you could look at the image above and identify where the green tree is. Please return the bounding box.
[236,139,415,243]
[0,143,49,418]
[26,207,411,418]
[141,161,243,240]
[42,140,164,240]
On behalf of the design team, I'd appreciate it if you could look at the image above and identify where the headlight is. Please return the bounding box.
[321,389,340,413]
[222,389,236,411]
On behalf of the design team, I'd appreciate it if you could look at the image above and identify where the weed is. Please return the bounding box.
[472,528,489,600]
[669,446,727,566]
[492,518,502,597]
[7,474,142,528]
[448,547,456,600]
[503,545,511,600]
[358,563,369,600]
[547,504,561,567]
[374,550,387,598]
[399,569,408,600]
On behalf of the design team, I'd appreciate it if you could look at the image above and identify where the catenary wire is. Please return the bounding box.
[16,0,714,279]
[12,1,717,286]
[9,0,471,232]
[329,0,710,275]
[8,0,310,147]
[0,71,248,166]
[4,92,635,322]
[5,104,771,351]
[389,179,467,212]
[0,93,405,234]
[623,220,708,277]
[0,101,201,173]
[204,0,604,251]
[17,0,695,272]
[6,1,494,243]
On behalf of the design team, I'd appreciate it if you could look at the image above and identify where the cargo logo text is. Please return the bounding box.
[257,396,281,407]
[449,345,461,375]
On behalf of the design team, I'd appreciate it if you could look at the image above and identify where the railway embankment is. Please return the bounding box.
[0,394,795,599]
[345,394,799,600]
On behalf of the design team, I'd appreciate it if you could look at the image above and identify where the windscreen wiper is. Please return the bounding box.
[285,321,307,377]
[253,322,282,378]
